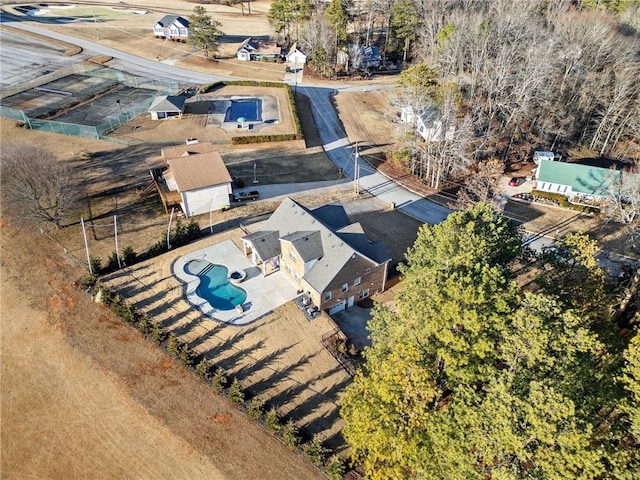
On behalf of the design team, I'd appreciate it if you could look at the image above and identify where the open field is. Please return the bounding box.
[2,1,288,80]
[0,214,324,480]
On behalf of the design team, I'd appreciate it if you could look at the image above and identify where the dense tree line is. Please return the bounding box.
[341,203,639,479]
[275,1,639,174]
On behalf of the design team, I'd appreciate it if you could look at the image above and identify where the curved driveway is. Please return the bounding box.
[2,14,450,224]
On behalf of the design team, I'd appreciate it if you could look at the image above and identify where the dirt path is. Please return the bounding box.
[0,216,323,479]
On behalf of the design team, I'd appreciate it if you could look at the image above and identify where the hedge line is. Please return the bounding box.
[231,133,302,144]
[531,189,600,214]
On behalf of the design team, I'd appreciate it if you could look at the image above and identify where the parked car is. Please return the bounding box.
[509,176,525,187]
[233,190,260,202]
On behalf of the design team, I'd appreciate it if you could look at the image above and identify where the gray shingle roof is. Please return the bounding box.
[243,230,281,260]
[259,198,389,292]
[156,15,188,27]
[281,231,323,262]
[336,223,390,264]
[148,95,186,113]
[310,204,351,230]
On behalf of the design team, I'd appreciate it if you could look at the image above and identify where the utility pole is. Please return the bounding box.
[81,217,92,275]
[354,141,360,195]
[167,207,174,250]
[114,214,121,269]
[294,56,298,96]
[93,11,100,40]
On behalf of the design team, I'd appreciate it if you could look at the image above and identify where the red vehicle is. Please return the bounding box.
[509,177,524,187]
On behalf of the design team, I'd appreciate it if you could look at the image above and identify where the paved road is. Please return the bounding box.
[0,12,236,85]
[300,85,451,224]
[2,14,451,226]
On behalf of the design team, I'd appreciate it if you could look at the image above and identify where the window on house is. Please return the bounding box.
[353,277,361,286]
[284,262,291,273]
[294,272,301,283]
[341,283,348,293]
[358,289,369,299]
[324,291,332,302]
[289,250,297,261]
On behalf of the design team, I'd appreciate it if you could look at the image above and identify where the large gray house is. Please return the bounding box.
[241,198,391,315]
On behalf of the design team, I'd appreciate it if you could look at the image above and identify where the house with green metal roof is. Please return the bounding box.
[535,160,620,202]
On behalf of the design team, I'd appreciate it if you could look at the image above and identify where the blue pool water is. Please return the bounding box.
[224,99,262,122]
[185,260,247,311]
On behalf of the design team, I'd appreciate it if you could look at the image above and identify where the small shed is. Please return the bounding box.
[286,43,306,65]
[148,95,186,120]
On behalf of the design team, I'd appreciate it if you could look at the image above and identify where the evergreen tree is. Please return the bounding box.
[341,203,638,479]
[189,6,223,59]
[325,0,349,46]
[390,0,417,63]
[228,378,245,404]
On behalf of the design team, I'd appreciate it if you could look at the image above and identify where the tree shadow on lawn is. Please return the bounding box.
[232,343,300,382]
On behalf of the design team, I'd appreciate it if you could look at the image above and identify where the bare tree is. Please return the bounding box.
[455,158,505,210]
[0,144,80,228]
[601,168,640,248]
[301,18,337,75]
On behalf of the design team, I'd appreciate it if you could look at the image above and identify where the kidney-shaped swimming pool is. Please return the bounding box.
[185,259,247,311]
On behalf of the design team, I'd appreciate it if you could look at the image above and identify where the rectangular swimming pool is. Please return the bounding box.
[224,99,262,122]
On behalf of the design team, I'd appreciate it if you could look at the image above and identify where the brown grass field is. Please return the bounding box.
[2,4,635,477]
[0,213,324,479]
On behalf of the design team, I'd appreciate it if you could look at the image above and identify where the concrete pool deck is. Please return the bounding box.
[173,239,299,325]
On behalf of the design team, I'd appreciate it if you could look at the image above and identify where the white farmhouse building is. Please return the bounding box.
[535,160,619,202]
[153,15,190,41]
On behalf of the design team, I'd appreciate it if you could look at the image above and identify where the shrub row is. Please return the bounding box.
[89,282,346,477]
[230,133,302,145]
[531,189,600,214]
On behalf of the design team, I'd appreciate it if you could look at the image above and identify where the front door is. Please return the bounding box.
[347,296,354,308]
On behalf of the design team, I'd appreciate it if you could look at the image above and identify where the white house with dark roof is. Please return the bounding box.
[153,15,189,41]
[146,142,232,217]
[148,95,186,120]
[286,43,306,65]
[236,37,281,61]
[400,105,455,142]
[241,198,391,315]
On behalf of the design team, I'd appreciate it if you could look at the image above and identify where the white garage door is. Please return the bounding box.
[329,300,346,316]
